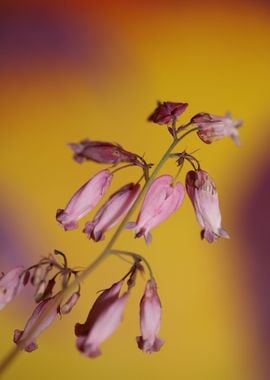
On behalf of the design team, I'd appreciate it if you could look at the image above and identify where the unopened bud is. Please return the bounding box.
[60,292,80,314]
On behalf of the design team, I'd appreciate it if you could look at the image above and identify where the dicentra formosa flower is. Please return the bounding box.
[127,175,185,244]
[136,279,164,353]
[148,101,188,125]
[191,112,242,145]
[13,294,60,352]
[75,280,129,358]
[56,169,113,231]
[84,183,141,241]
[0,267,27,310]
[69,139,139,165]
[185,169,229,243]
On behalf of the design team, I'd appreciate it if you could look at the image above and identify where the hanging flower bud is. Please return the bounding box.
[137,279,164,353]
[56,169,113,231]
[185,170,230,243]
[84,183,141,241]
[34,280,48,303]
[75,280,129,358]
[0,267,27,310]
[68,139,139,165]
[148,101,188,125]
[60,292,80,315]
[13,295,60,352]
[191,112,242,145]
[127,175,185,244]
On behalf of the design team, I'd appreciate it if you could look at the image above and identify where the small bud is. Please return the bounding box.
[60,292,80,314]
[0,267,26,310]
[34,280,47,303]
[148,101,188,125]
[69,139,138,165]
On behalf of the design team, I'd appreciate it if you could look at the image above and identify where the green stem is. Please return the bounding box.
[0,127,199,376]
[110,249,154,278]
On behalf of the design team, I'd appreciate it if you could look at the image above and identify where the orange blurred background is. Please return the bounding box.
[1,1,270,379]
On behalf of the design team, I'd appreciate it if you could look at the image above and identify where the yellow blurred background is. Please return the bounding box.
[1,1,270,379]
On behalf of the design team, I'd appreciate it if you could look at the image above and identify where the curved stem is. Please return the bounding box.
[110,249,154,278]
[0,126,199,376]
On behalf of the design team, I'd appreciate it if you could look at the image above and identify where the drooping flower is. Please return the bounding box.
[185,169,229,243]
[56,169,113,231]
[13,295,60,352]
[136,279,164,353]
[191,112,242,145]
[0,267,27,310]
[75,280,129,358]
[84,183,141,241]
[148,101,188,125]
[68,139,139,165]
[127,175,185,244]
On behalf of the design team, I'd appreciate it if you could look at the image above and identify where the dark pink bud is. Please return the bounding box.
[13,295,59,352]
[185,170,230,243]
[69,139,138,165]
[56,169,113,231]
[75,280,129,358]
[136,279,164,353]
[0,267,26,310]
[127,175,185,244]
[148,101,188,125]
[191,112,242,145]
[84,183,140,241]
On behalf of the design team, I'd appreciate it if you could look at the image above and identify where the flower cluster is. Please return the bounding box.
[0,100,242,366]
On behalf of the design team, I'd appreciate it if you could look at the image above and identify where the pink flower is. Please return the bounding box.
[0,267,27,310]
[68,139,139,165]
[13,295,59,352]
[191,112,242,145]
[75,280,129,358]
[148,101,188,125]
[127,175,185,244]
[84,183,141,241]
[56,169,113,230]
[185,170,230,243]
[136,279,164,353]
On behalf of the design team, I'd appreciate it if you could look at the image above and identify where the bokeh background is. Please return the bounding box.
[1,0,270,379]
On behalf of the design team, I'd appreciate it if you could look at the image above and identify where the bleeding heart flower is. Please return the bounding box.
[127,175,185,244]
[84,183,140,241]
[185,169,229,243]
[56,169,113,230]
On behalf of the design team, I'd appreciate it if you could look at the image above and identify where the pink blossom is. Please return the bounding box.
[191,112,242,145]
[75,280,129,358]
[127,175,185,244]
[185,170,229,243]
[148,101,188,125]
[13,295,59,352]
[84,183,140,241]
[0,267,27,310]
[136,279,164,353]
[56,169,113,230]
[69,139,139,165]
